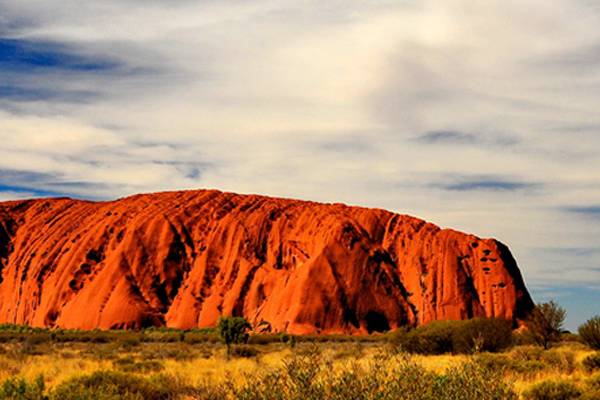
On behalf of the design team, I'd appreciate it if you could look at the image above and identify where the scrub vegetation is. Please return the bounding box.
[0,314,598,399]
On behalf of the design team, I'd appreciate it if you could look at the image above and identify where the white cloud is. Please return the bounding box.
[0,0,599,313]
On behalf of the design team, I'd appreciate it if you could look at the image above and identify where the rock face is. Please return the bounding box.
[0,189,533,334]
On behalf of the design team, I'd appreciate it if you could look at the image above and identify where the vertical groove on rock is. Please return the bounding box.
[0,190,534,333]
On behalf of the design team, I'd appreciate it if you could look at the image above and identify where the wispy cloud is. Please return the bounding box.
[0,84,95,102]
[414,130,519,147]
[432,175,540,192]
[0,0,599,327]
[562,205,600,218]
[416,130,476,144]
[0,38,120,72]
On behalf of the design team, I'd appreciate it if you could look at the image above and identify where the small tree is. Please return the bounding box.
[526,300,566,350]
[578,315,600,350]
[218,316,252,358]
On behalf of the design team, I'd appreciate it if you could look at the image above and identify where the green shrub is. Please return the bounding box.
[526,301,567,350]
[400,318,513,354]
[513,331,539,346]
[474,351,548,375]
[118,337,141,350]
[401,321,454,354]
[385,327,408,345]
[523,380,581,400]
[188,381,229,400]
[582,353,600,372]
[579,317,600,350]
[433,361,517,400]
[247,334,280,345]
[506,345,575,374]
[560,332,580,343]
[474,353,512,371]
[233,350,516,400]
[541,350,576,373]
[79,343,121,361]
[510,345,544,362]
[586,373,600,387]
[138,344,197,361]
[183,332,219,344]
[49,371,183,400]
[218,316,251,358]
[229,345,259,358]
[0,376,46,400]
[452,318,513,353]
[141,331,182,343]
[113,358,164,374]
[581,375,600,400]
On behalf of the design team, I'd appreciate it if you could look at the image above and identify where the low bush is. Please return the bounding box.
[138,344,197,361]
[49,371,185,400]
[183,332,219,344]
[505,345,576,374]
[433,361,517,400]
[233,350,517,400]
[331,343,364,360]
[247,333,292,345]
[585,373,600,393]
[474,353,512,371]
[509,345,544,362]
[474,351,547,375]
[541,349,576,373]
[399,318,513,354]
[142,331,183,343]
[582,353,600,372]
[522,380,581,400]
[113,358,164,374]
[79,343,121,361]
[452,318,513,353]
[0,375,46,400]
[230,344,259,358]
[401,321,454,354]
[579,316,600,350]
[581,377,600,400]
[118,337,141,350]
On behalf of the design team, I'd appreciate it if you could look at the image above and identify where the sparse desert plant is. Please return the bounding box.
[474,352,512,371]
[49,371,184,400]
[579,316,600,350]
[526,300,567,350]
[0,375,46,400]
[505,345,577,374]
[229,344,259,358]
[113,358,164,374]
[400,318,513,354]
[582,373,600,399]
[433,361,517,400]
[233,348,517,400]
[541,349,576,373]
[582,352,600,372]
[401,321,455,354]
[510,345,544,361]
[217,316,252,358]
[522,380,581,400]
[452,318,513,353]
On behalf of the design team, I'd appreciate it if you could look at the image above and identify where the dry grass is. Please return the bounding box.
[0,339,597,398]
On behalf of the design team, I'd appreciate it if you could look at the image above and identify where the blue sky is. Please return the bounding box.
[0,0,599,330]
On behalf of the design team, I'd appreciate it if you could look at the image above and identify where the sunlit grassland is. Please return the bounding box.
[0,338,598,398]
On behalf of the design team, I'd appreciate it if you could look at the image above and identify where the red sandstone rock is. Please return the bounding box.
[0,189,533,334]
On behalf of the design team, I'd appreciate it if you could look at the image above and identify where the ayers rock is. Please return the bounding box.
[0,189,533,334]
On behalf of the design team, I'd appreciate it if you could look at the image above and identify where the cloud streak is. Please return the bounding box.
[436,177,538,192]
[414,130,519,147]
[563,206,600,218]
